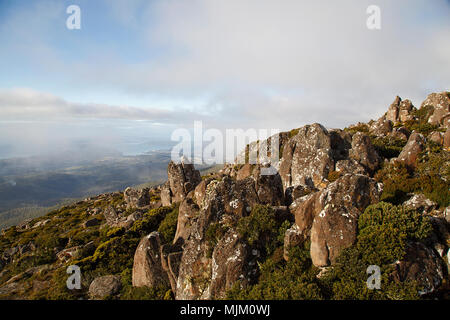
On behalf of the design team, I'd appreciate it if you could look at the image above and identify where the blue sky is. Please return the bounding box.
[0,0,449,158]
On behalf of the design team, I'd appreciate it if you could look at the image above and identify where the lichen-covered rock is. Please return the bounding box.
[389,126,410,141]
[369,118,393,137]
[124,187,150,209]
[349,132,381,174]
[428,131,444,145]
[421,92,450,126]
[279,123,334,191]
[160,182,172,206]
[174,196,199,245]
[335,159,367,175]
[397,132,425,168]
[103,206,120,226]
[167,161,201,203]
[386,96,415,123]
[209,229,253,299]
[392,242,444,296]
[132,232,170,288]
[89,275,121,299]
[290,174,382,267]
[403,193,437,214]
[283,224,305,261]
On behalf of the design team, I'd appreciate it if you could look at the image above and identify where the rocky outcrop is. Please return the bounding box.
[89,275,122,299]
[421,92,450,126]
[103,206,120,226]
[386,96,415,123]
[132,232,170,288]
[165,160,201,204]
[279,124,334,191]
[444,128,450,150]
[290,174,382,267]
[348,132,381,174]
[397,132,425,168]
[124,187,150,209]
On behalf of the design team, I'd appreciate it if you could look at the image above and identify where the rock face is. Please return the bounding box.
[349,132,381,174]
[397,132,425,168]
[166,161,201,204]
[175,177,263,300]
[444,128,450,149]
[132,232,170,288]
[392,242,444,296]
[89,275,121,299]
[279,124,334,191]
[290,174,382,267]
[124,187,150,209]
[421,92,450,126]
[103,207,120,226]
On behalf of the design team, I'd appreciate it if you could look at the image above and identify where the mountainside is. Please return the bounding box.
[0,151,173,229]
[0,91,449,300]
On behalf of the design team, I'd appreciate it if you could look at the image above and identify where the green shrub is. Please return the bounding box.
[227,244,323,300]
[157,205,179,244]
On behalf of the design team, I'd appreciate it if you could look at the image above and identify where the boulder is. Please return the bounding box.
[160,182,172,206]
[124,187,150,209]
[89,275,122,299]
[369,118,393,137]
[132,232,170,288]
[389,127,410,141]
[392,242,444,296]
[167,161,201,203]
[290,174,382,267]
[428,131,443,145]
[444,128,450,150]
[283,224,305,261]
[421,92,450,126]
[386,96,415,123]
[209,229,253,299]
[279,123,334,191]
[397,132,425,168]
[403,194,437,214]
[103,207,120,226]
[335,159,367,175]
[173,196,199,245]
[348,132,381,174]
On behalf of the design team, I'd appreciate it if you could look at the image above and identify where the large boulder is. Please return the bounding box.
[279,124,334,191]
[348,132,381,174]
[103,207,120,226]
[209,229,253,299]
[175,177,262,300]
[167,161,201,204]
[132,232,170,288]
[392,242,445,296]
[124,187,150,210]
[173,196,199,245]
[89,275,122,299]
[421,92,450,126]
[290,174,382,267]
[397,132,425,168]
[386,96,415,123]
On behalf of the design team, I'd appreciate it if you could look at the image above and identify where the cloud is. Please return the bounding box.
[0,88,204,124]
[0,0,449,159]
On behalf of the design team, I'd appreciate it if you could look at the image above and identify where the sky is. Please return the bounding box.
[0,0,449,158]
